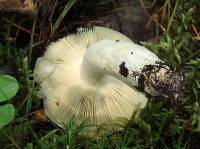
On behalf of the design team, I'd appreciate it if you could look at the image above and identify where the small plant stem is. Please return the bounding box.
[50,0,77,38]
[22,57,32,114]
[5,15,15,72]
[29,17,37,63]
[167,0,179,33]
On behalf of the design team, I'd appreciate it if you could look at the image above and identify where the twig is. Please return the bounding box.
[6,19,39,37]
[192,24,200,40]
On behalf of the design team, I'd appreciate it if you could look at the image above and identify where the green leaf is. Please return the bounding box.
[0,104,15,129]
[0,75,19,102]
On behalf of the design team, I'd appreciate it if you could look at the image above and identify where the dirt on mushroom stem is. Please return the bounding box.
[134,63,185,102]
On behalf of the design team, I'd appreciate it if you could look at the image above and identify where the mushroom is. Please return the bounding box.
[34,26,184,136]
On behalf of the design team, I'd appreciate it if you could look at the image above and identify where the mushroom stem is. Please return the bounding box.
[81,39,184,100]
[81,39,157,87]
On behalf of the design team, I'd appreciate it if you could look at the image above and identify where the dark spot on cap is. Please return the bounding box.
[131,52,133,54]
[56,101,59,106]
[119,62,129,77]
[116,40,119,42]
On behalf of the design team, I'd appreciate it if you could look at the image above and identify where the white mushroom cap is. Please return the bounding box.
[34,26,148,136]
